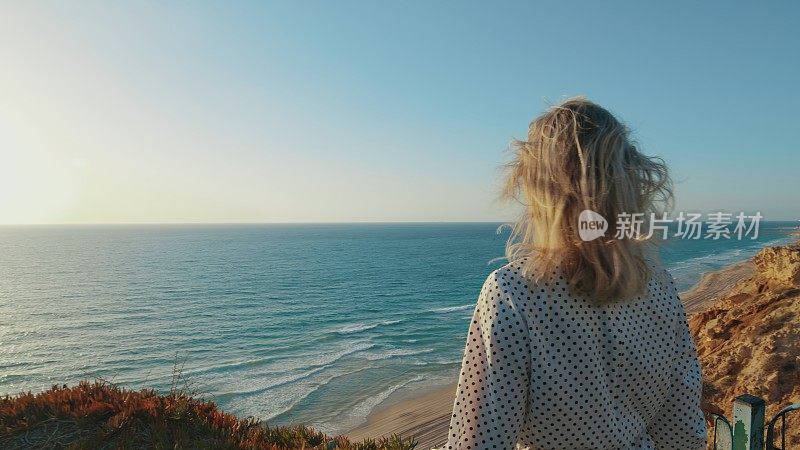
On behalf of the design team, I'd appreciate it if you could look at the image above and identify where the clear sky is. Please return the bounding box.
[1,1,798,224]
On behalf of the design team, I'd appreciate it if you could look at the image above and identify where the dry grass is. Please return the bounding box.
[0,380,417,450]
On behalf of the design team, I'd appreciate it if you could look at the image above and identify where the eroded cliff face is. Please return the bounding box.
[688,242,800,445]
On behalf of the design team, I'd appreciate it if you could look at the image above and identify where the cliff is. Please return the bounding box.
[688,242,800,446]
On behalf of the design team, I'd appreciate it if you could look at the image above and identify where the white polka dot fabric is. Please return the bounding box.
[445,258,707,450]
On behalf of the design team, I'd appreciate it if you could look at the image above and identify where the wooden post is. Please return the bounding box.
[732,394,765,450]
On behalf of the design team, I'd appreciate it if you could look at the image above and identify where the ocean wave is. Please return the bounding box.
[188,356,284,377]
[429,303,474,313]
[669,235,795,274]
[411,357,462,366]
[350,374,426,419]
[259,340,375,377]
[315,374,427,434]
[668,249,742,270]
[259,364,381,425]
[188,337,371,378]
[204,341,376,398]
[363,347,435,361]
[666,235,798,291]
[213,363,335,403]
[333,319,401,335]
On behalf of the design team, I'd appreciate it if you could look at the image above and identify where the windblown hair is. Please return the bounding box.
[502,97,673,303]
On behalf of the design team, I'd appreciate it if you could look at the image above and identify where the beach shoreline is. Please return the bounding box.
[344,257,760,449]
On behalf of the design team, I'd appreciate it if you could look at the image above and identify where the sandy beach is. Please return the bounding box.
[345,259,757,449]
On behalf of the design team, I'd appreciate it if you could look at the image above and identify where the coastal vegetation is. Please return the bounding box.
[0,380,417,450]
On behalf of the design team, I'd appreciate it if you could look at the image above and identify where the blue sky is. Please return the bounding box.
[1,1,798,223]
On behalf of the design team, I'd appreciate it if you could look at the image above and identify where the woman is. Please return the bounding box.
[445,97,707,449]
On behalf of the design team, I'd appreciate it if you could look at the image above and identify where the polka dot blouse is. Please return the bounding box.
[444,259,707,450]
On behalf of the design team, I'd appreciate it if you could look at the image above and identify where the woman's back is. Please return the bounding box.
[445,258,707,449]
[444,97,706,449]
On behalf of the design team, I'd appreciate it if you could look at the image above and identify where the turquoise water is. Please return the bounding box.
[0,222,796,434]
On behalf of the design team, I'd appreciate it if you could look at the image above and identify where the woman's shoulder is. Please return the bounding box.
[483,258,526,282]
[480,258,542,300]
[486,256,677,304]
[643,257,677,289]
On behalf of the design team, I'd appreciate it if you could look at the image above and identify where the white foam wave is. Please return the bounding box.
[364,347,435,361]
[257,365,376,424]
[411,357,461,366]
[315,374,427,434]
[334,319,401,335]
[206,341,375,397]
[336,323,378,334]
[669,235,796,275]
[430,303,474,313]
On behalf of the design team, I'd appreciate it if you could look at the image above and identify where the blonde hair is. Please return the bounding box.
[502,96,673,303]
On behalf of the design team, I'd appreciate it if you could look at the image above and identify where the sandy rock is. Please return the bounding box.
[690,242,800,447]
[753,243,800,285]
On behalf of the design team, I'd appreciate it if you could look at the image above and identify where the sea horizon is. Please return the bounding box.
[3,218,799,226]
[1,222,797,435]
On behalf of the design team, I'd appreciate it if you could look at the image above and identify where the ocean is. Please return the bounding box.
[0,222,796,434]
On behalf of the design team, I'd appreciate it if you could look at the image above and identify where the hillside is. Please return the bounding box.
[689,242,800,446]
[0,381,417,450]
